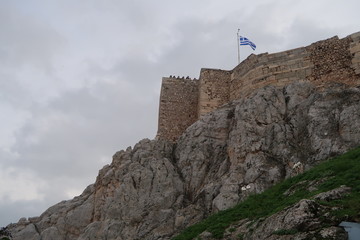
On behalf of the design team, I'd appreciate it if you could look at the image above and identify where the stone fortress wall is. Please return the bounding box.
[198,68,231,117]
[157,76,199,141]
[157,31,360,141]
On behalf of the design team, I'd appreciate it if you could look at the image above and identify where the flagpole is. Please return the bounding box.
[237,29,240,64]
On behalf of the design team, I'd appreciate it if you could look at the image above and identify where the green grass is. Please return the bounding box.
[172,146,360,240]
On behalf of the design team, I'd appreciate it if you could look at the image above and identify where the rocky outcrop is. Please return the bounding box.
[203,185,351,240]
[7,81,360,239]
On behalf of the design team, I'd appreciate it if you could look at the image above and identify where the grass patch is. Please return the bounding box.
[172,147,360,240]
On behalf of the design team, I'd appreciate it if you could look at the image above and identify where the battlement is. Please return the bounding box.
[157,31,360,141]
[167,75,198,80]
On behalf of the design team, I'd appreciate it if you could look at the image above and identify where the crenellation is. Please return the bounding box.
[168,75,198,80]
[156,31,360,141]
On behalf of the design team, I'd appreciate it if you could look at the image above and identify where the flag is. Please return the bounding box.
[239,36,256,50]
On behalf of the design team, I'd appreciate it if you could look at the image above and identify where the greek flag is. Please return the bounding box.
[239,36,256,50]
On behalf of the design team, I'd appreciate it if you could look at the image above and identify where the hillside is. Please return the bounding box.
[173,146,360,239]
[6,81,360,240]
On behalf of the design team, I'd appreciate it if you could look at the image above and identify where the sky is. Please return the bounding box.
[0,0,359,227]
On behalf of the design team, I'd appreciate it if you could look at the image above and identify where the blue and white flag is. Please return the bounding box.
[239,36,256,50]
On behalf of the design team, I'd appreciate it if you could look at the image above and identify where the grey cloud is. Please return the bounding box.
[11,81,157,180]
[0,200,49,226]
[0,3,65,70]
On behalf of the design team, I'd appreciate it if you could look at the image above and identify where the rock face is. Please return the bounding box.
[208,185,351,240]
[8,82,360,239]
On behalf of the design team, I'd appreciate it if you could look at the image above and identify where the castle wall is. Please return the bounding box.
[229,32,360,100]
[230,47,312,100]
[349,32,360,75]
[198,68,231,116]
[306,35,359,88]
[156,31,360,141]
[156,77,199,141]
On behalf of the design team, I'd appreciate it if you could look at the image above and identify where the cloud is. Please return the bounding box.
[0,200,50,226]
[0,103,30,151]
[0,5,64,68]
[0,77,158,225]
[10,79,158,177]
[0,165,47,202]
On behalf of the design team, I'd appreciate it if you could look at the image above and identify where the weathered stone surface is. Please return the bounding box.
[156,77,199,141]
[40,227,63,240]
[84,139,183,240]
[314,185,352,201]
[8,82,360,239]
[198,68,231,117]
[319,226,348,240]
[9,223,40,240]
[215,187,350,240]
[252,199,324,237]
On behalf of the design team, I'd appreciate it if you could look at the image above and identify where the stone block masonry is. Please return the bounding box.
[230,47,312,100]
[156,77,199,142]
[198,68,231,116]
[306,35,357,88]
[157,31,360,141]
[350,32,360,75]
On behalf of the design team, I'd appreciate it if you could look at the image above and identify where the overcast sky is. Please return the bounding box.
[1,0,359,226]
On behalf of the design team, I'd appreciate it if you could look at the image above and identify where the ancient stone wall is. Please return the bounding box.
[306,35,358,88]
[156,77,199,141]
[230,47,312,100]
[350,32,360,75]
[157,31,360,141]
[230,32,360,100]
[198,68,231,116]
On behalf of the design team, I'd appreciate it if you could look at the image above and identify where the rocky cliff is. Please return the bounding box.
[7,81,360,239]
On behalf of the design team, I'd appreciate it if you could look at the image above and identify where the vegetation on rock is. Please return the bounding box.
[173,146,360,239]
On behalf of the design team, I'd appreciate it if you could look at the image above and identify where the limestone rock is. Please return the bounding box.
[9,223,40,240]
[314,185,352,201]
[223,187,350,240]
[319,226,347,240]
[7,82,360,240]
